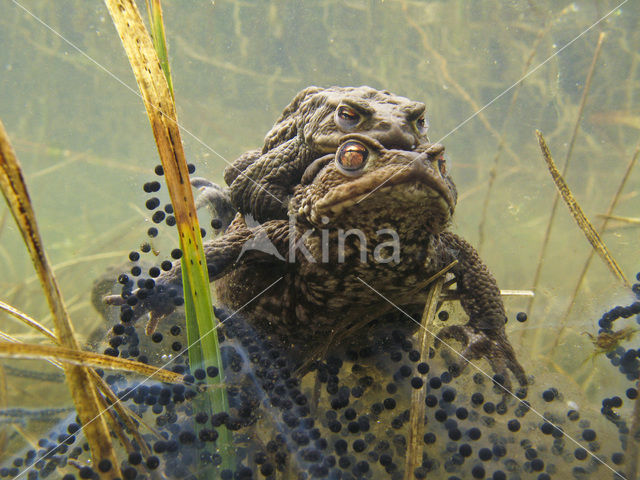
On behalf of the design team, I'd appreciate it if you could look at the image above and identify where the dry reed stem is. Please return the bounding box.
[598,214,640,225]
[11,423,40,451]
[90,370,155,456]
[74,217,140,256]
[0,342,185,384]
[589,111,640,130]
[535,131,630,287]
[404,276,444,480]
[0,119,120,476]
[103,0,219,358]
[440,289,534,301]
[0,299,57,342]
[0,330,63,372]
[541,356,584,392]
[2,364,65,383]
[103,0,201,243]
[399,0,521,165]
[477,11,559,252]
[11,137,150,175]
[4,275,180,457]
[565,32,607,175]
[103,405,136,454]
[0,331,21,343]
[175,36,300,84]
[104,2,230,462]
[624,29,640,109]
[558,144,638,339]
[526,33,606,324]
[4,251,127,299]
[458,166,521,203]
[579,361,600,392]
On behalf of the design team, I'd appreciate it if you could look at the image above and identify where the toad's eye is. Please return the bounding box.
[336,105,360,128]
[336,140,368,174]
[416,114,428,134]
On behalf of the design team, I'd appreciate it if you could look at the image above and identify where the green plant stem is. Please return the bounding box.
[146,0,174,99]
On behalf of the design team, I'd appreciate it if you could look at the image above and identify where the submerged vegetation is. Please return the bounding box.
[0,0,639,478]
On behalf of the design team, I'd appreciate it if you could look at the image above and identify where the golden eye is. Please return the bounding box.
[337,105,360,125]
[336,140,368,172]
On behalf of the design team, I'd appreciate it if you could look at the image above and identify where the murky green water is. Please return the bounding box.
[1,1,639,479]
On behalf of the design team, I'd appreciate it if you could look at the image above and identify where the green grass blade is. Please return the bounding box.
[145,0,174,99]
[105,0,231,472]
[183,271,232,466]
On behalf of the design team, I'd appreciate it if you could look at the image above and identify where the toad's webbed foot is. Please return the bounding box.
[103,256,230,335]
[103,179,236,333]
[437,323,527,391]
[103,278,185,335]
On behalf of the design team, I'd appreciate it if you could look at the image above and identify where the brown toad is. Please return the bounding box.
[224,86,430,223]
[116,135,526,388]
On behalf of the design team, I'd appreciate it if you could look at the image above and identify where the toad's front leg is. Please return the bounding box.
[104,218,289,334]
[228,138,313,222]
[434,232,527,390]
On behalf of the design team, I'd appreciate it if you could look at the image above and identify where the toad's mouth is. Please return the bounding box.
[311,159,455,228]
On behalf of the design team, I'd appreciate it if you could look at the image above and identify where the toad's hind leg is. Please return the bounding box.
[436,324,527,391]
[434,232,527,391]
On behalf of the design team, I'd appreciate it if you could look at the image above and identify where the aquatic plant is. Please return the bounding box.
[0,1,638,479]
[103,1,230,467]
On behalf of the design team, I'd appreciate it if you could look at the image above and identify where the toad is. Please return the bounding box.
[224,86,430,223]
[109,135,526,388]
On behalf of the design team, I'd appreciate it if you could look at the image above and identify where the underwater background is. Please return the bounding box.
[0,1,639,479]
